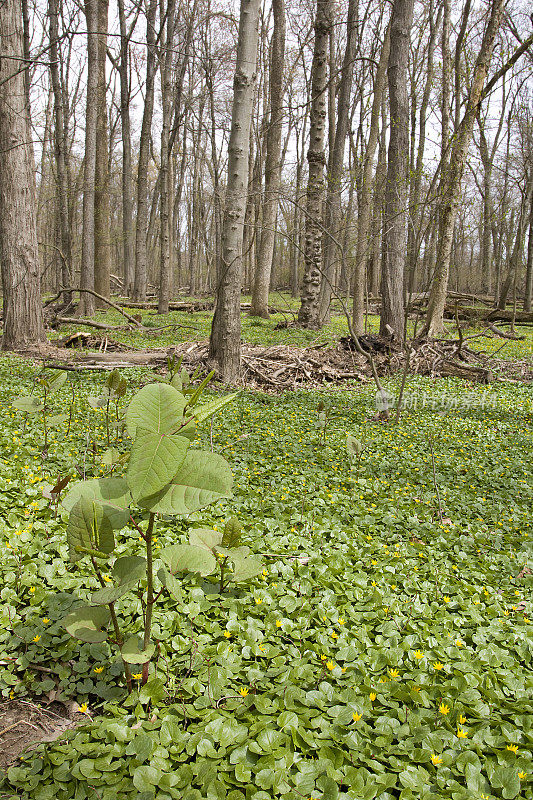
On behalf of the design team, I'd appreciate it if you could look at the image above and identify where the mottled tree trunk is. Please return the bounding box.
[208,0,261,381]
[0,0,44,348]
[524,196,533,312]
[158,0,176,314]
[297,0,332,329]
[380,0,414,340]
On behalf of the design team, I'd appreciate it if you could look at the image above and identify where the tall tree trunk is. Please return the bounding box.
[208,0,261,381]
[133,0,157,301]
[250,0,285,318]
[297,0,332,329]
[318,0,357,323]
[117,0,134,296]
[158,0,176,314]
[352,25,390,332]
[94,0,111,305]
[422,0,506,337]
[498,180,533,309]
[79,0,99,316]
[524,194,533,312]
[0,0,44,348]
[380,0,414,340]
[48,0,71,295]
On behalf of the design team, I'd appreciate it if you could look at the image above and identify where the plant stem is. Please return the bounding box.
[142,512,156,684]
[90,557,132,692]
[219,557,227,593]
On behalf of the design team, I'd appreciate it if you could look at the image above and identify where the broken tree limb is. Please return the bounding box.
[55,288,143,326]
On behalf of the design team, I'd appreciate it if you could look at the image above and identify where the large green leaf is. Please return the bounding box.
[222,515,242,547]
[12,396,43,414]
[47,371,68,394]
[193,393,238,424]
[125,383,186,438]
[143,450,232,515]
[62,605,110,643]
[67,497,114,562]
[127,429,189,503]
[90,557,146,605]
[122,636,155,664]
[160,544,216,576]
[189,527,223,552]
[62,478,130,530]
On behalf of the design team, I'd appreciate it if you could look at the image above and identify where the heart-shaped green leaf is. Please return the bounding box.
[125,383,186,438]
[12,396,43,414]
[127,429,189,503]
[160,544,216,576]
[62,478,130,530]
[189,527,223,552]
[122,636,155,664]
[66,496,114,562]
[143,450,232,515]
[62,605,110,643]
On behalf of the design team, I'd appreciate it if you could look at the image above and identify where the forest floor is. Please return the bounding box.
[0,296,532,799]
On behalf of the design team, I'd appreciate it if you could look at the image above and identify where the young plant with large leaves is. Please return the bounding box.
[61,380,239,690]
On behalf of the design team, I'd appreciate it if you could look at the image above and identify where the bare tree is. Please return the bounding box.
[297,0,332,328]
[208,0,261,381]
[79,0,99,316]
[379,0,415,340]
[422,0,507,336]
[0,0,44,348]
[250,0,286,318]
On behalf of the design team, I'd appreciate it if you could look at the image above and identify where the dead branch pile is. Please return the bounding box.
[31,334,532,389]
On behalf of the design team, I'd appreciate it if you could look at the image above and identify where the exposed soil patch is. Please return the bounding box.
[0,700,78,770]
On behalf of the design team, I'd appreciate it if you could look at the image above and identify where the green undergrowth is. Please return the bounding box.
[0,355,532,800]
[50,291,533,362]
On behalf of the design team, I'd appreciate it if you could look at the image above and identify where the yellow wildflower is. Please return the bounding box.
[456,728,468,738]
[389,668,399,679]
[42,618,49,624]
[275,620,282,627]
[352,712,362,722]
[455,639,463,647]
[370,692,376,701]
[338,617,345,625]
[76,703,89,714]
[443,596,450,603]
[438,703,450,715]
[93,666,104,674]
[32,635,41,643]
[224,630,231,638]
[431,754,443,766]
[506,744,519,754]
[29,586,35,594]
[519,771,527,780]
[239,687,249,697]
[254,598,262,605]
[326,661,335,671]
[414,650,424,660]
[458,714,466,725]
[132,673,142,679]
[434,662,444,671]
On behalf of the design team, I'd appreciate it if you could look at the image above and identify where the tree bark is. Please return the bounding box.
[352,24,390,332]
[318,0,357,324]
[133,0,157,301]
[94,0,111,305]
[208,0,261,381]
[250,0,285,318]
[297,0,332,329]
[79,0,99,316]
[117,0,134,296]
[380,0,414,340]
[524,194,533,312]
[0,0,45,349]
[48,0,72,297]
[422,0,506,337]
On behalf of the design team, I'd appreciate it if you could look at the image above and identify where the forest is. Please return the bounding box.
[0,0,532,796]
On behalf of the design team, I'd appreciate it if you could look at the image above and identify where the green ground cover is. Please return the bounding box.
[0,308,532,799]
